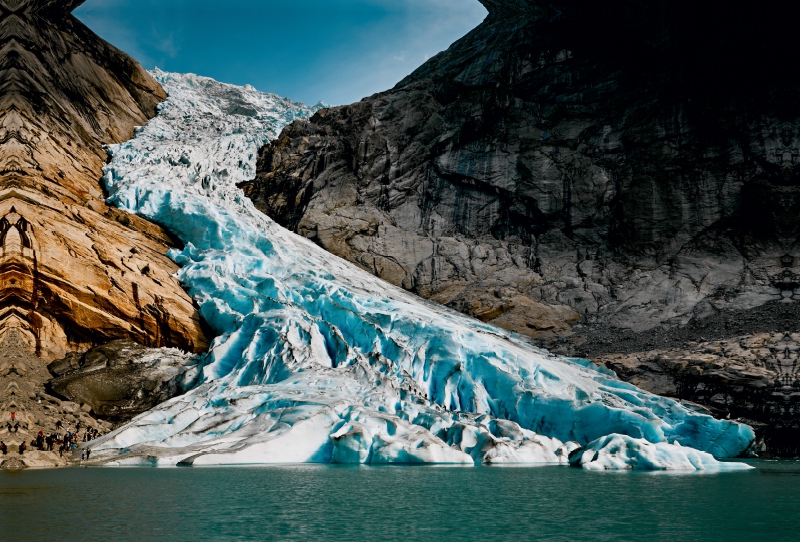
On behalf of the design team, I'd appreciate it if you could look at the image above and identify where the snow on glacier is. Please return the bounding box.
[89,70,755,469]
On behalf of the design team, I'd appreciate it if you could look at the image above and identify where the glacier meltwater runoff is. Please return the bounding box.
[90,71,754,470]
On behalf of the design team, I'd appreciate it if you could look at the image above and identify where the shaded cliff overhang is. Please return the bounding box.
[400,0,800,124]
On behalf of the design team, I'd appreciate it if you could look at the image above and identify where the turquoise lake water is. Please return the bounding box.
[1,461,798,541]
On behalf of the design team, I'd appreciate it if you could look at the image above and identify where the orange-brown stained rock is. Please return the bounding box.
[0,0,208,360]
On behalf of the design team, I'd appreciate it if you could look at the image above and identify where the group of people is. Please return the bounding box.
[2,413,103,459]
[31,424,101,458]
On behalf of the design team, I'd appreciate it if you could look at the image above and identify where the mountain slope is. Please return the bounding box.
[246,0,800,349]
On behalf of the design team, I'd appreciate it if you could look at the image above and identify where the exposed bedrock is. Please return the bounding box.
[0,0,208,360]
[0,329,113,469]
[244,0,800,453]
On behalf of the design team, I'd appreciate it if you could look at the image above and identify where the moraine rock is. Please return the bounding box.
[595,332,800,458]
[0,329,112,469]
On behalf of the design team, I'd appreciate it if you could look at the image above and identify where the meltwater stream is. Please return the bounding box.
[2,462,799,541]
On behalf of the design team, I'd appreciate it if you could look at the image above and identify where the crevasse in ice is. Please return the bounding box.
[90,71,754,469]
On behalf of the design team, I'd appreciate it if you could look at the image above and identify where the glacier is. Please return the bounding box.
[88,70,754,470]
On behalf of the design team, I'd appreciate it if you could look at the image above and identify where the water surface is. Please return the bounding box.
[2,461,797,541]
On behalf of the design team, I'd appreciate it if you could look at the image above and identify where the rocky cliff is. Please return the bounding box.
[245,0,800,454]
[0,0,208,360]
[0,0,211,467]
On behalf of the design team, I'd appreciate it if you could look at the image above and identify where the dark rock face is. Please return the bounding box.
[246,0,800,344]
[597,332,800,458]
[245,0,800,454]
[48,340,200,422]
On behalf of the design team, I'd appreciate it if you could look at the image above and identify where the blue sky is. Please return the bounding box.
[75,0,486,106]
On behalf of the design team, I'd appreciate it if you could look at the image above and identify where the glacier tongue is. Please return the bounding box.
[91,70,755,469]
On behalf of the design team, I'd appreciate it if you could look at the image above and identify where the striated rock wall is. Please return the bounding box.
[246,0,800,352]
[0,0,208,360]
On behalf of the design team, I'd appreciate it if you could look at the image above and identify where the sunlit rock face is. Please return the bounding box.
[0,0,208,360]
[247,0,800,352]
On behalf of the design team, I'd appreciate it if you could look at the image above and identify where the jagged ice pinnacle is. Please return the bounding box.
[89,71,754,470]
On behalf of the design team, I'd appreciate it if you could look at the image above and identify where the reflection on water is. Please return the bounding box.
[2,461,799,541]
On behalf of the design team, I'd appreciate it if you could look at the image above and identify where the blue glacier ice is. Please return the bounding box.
[89,71,755,469]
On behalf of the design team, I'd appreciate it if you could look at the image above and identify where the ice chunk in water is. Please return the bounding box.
[570,434,754,471]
